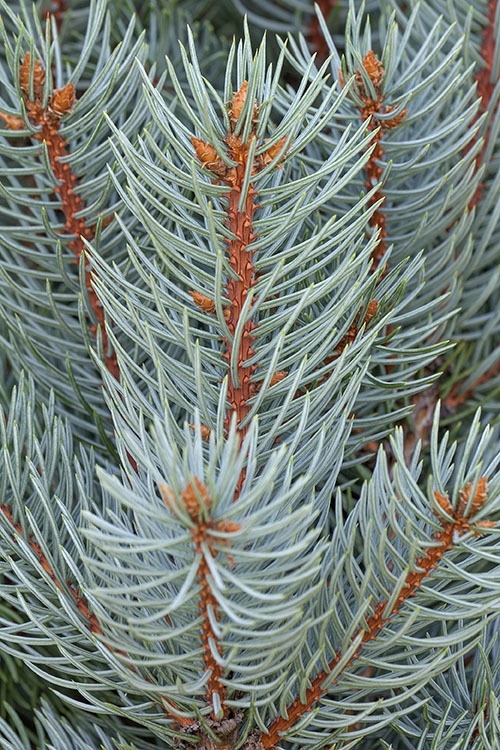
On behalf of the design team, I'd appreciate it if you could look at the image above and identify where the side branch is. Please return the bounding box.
[341,51,406,270]
[445,359,500,410]
[0,502,188,725]
[468,0,499,208]
[294,299,378,399]
[222,161,259,442]
[307,1,339,61]
[260,479,494,748]
[42,0,69,29]
[9,54,119,380]
[439,0,500,405]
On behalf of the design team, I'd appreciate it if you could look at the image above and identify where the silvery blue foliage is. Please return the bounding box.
[0,0,499,748]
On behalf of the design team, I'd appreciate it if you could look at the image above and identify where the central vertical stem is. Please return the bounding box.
[224,167,258,441]
[192,84,285,500]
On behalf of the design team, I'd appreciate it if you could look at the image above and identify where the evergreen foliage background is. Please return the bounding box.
[0,0,498,747]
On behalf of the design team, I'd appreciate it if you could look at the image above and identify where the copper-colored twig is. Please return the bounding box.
[42,0,69,30]
[295,299,378,399]
[0,502,186,724]
[5,53,119,380]
[441,1,500,407]
[467,0,498,208]
[469,697,489,746]
[366,4,499,457]
[259,479,494,748]
[191,125,259,443]
[341,51,406,269]
[160,479,241,722]
[307,0,339,60]
[192,83,289,496]
[445,359,500,410]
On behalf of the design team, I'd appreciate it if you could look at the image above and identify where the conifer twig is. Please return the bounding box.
[42,0,68,30]
[294,299,378,399]
[192,82,288,497]
[0,501,191,726]
[439,0,500,409]
[258,479,494,748]
[307,0,339,60]
[340,51,406,270]
[5,53,119,381]
[445,360,500,410]
[469,697,489,746]
[389,2,499,461]
[160,478,241,722]
[467,0,498,209]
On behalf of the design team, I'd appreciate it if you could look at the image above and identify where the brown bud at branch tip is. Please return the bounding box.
[20,52,45,101]
[50,83,76,118]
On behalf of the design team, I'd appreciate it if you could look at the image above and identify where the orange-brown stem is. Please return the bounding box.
[442,1,500,404]
[11,55,119,380]
[0,502,188,725]
[445,359,500,410]
[160,479,239,719]
[193,84,286,502]
[42,0,69,29]
[368,6,500,449]
[469,697,489,746]
[294,299,378,399]
[222,171,258,443]
[342,52,406,270]
[191,97,289,712]
[307,0,339,60]
[26,102,119,379]
[467,0,498,208]
[260,481,493,748]
[193,529,227,715]
[365,134,388,268]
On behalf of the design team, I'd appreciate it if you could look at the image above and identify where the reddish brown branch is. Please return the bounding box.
[307,0,340,60]
[160,478,241,720]
[0,501,190,725]
[223,166,259,442]
[295,299,378,399]
[42,0,69,30]
[362,7,500,453]
[259,479,494,748]
[467,0,498,208]
[186,477,228,715]
[445,359,500,410]
[4,54,119,380]
[441,1,500,406]
[469,697,489,746]
[358,6,499,459]
[194,537,226,711]
[341,52,406,270]
[23,56,118,378]
[191,88,259,501]
[192,84,289,498]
